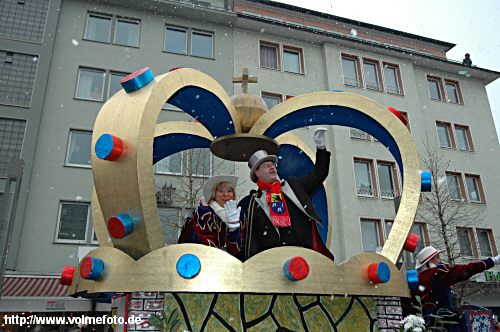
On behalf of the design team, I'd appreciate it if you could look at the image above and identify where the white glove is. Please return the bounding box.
[492,255,500,265]
[224,200,241,231]
[313,127,327,149]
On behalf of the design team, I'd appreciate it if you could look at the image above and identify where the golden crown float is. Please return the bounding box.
[60,66,430,330]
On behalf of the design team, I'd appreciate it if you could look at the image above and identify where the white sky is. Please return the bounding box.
[273,0,500,140]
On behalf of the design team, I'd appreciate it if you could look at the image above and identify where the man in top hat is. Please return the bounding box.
[239,128,334,261]
[409,245,500,331]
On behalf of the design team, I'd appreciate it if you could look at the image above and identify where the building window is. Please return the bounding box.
[436,122,474,152]
[427,77,442,101]
[158,208,181,244]
[108,72,128,98]
[0,50,38,107]
[457,227,474,256]
[350,128,369,140]
[464,174,484,203]
[377,162,397,198]
[354,159,375,196]
[0,0,49,43]
[426,75,463,104]
[114,18,140,47]
[383,63,402,94]
[436,122,453,148]
[66,131,92,167]
[444,80,460,104]
[341,56,360,87]
[84,13,140,47]
[56,202,91,243]
[260,41,279,70]
[454,125,472,151]
[283,46,303,74]
[155,152,183,175]
[261,91,283,109]
[76,68,106,101]
[0,117,26,177]
[191,31,213,58]
[446,172,464,200]
[363,60,381,90]
[189,148,212,177]
[456,227,497,258]
[84,14,112,43]
[476,229,495,257]
[164,26,188,54]
[360,218,382,252]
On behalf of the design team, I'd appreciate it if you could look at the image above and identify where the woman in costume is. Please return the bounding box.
[178,175,244,260]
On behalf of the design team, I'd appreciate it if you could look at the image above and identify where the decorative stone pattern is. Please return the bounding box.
[128,292,379,331]
[376,296,403,332]
[127,292,164,332]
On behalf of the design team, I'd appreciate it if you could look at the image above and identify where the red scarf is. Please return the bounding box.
[257,180,291,227]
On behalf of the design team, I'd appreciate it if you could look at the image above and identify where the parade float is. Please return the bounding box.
[60,66,430,331]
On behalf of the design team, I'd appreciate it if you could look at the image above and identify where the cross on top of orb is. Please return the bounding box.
[232,67,258,94]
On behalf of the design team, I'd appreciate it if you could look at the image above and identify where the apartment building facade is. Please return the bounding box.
[1,0,499,314]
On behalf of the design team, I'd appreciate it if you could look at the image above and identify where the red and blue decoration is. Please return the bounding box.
[176,254,201,279]
[108,214,136,239]
[95,134,124,161]
[403,233,421,253]
[406,270,419,290]
[60,266,76,286]
[120,67,154,93]
[283,256,310,281]
[80,257,105,281]
[420,171,432,192]
[387,106,408,126]
[367,262,391,284]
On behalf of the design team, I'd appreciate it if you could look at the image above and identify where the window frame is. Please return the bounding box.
[376,161,399,199]
[446,171,466,201]
[475,228,497,257]
[84,13,112,44]
[353,158,377,197]
[0,117,26,178]
[382,62,403,95]
[261,91,283,109]
[155,151,183,176]
[453,124,474,152]
[426,75,464,104]
[108,71,129,99]
[362,58,382,91]
[84,12,141,48]
[55,201,91,244]
[457,226,478,257]
[436,121,455,149]
[113,17,141,48]
[65,130,93,168]
[190,29,214,59]
[359,218,383,252]
[164,25,188,55]
[464,173,485,204]
[75,67,106,102]
[349,128,370,140]
[282,45,305,74]
[259,40,280,71]
[341,54,362,87]
[341,54,404,95]
[188,148,213,178]
[444,79,463,104]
